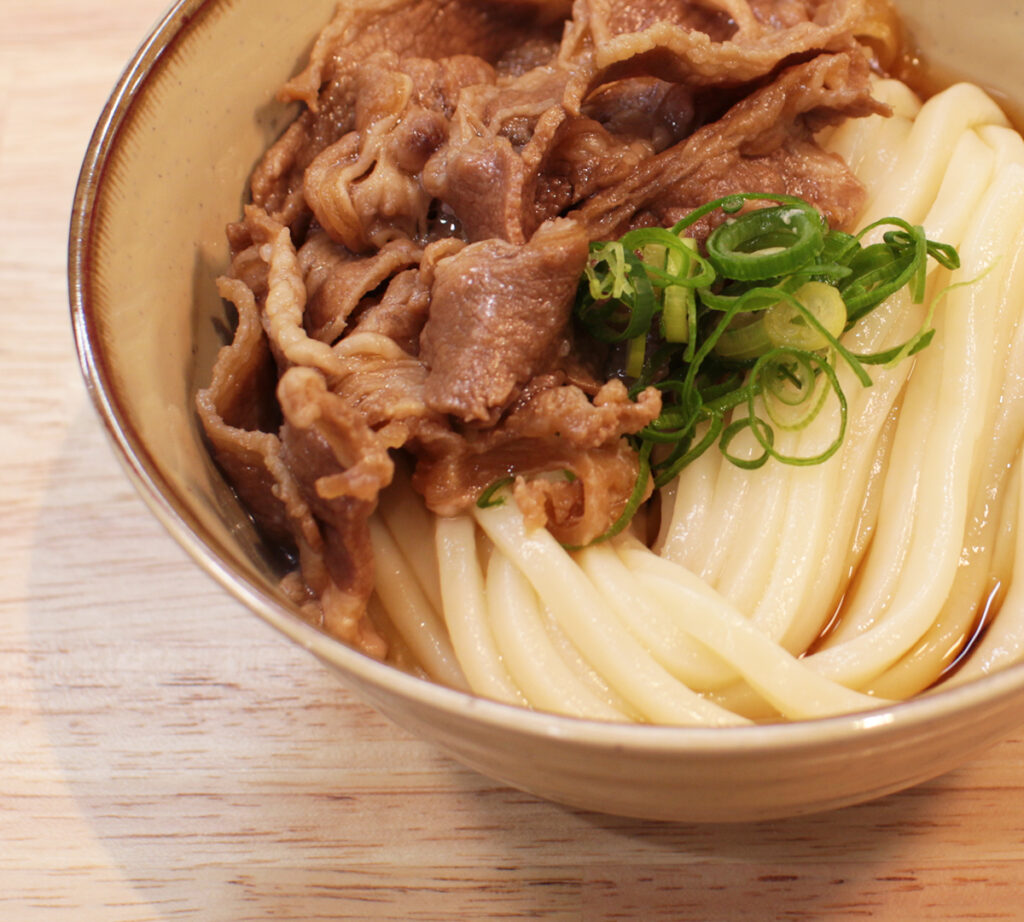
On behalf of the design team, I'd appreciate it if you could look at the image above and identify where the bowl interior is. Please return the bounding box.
[72,0,341,604]
[897,0,1024,124]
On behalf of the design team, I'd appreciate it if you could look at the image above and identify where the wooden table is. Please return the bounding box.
[4,1,1024,918]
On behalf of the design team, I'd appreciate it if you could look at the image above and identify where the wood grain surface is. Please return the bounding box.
[3,1,1024,919]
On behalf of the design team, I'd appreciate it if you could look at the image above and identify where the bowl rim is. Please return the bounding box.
[68,0,1024,756]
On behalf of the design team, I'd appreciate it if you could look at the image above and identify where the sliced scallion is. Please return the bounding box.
[764,281,847,351]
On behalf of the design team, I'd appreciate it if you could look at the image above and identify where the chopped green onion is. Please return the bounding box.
[568,192,961,544]
[750,349,848,464]
[712,315,771,361]
[662,238,698,343]
[759,350,831,432]
[719,414,775,470]
[764,281,847,351]
[642,242,667,272]
[704,204,826,281]
[625,333,647,379]
[476,476,514,509]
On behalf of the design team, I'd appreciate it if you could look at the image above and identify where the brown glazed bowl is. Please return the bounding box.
[70,0,1024,821]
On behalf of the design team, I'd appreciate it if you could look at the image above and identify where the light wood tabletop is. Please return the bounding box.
[4,1,1024,919]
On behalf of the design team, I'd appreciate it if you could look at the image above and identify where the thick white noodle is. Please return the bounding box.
[578,542,738,689]
[977,125,1024,183]
[808,161,1024,688]
[654,424,720,562]
[614,543,887,720]
[817,127,1000,648]
[824,78,921,190]
[857,83,1008,231]
[377,470,444,613]
[867,201,1024,696]
[473,502,749,725]
[988,461,1023,603]
[711,432,801,621]
[782,297,914,650]
[945,462,1024,684]
[671,422,781,585]
[434,515,526,705]
[367,517,468,690]
[484,550,630,721]
[815,98,1009,648]
[535,602,643,718]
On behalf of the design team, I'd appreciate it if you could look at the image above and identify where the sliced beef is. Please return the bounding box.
[350,268,433,355]
[412,379,661,545]
[650,135,871,231]
[576,0,867,86]
[531,114,653,225]
[249,77,363,233]
[282,0,567,110]
[277,367,393,654]
[196,276,290,544]
[419,218,590,422]
[298,231,423,343]
[500,378,662,446]
[576,51,888,240]
[421,119,530,243]
[421,65,583,243]
[303,52,495,252]
[510,442,646,545]
[582,77,697,151]
[252,0,562,233]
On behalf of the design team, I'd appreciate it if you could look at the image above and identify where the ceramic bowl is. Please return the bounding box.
[70,0,1024,821]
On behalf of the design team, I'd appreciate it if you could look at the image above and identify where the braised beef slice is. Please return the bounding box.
[285,0,565,109]
[297,231,423,343]
[511,442,646,545]
[411,380,660,544]
[277,367,394,646]
[577,0,866,86]
[421,66,583,243]
[500,379,661,447]
[651,136,869,231]
[251,0,564,230]
[530,115,652,227]
[594,0,740,44]
[421,125,530,243]
[330,353,437,441]
[350,269,433,355]
[196,277,291,544]
[576,51,887,240]
[303,52,495,252]
[582,77,697,151]
[748,0,824,28]
[419,218,590,422]
[249,83,357,234]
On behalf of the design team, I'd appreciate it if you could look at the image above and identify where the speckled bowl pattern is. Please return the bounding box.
[70,0,1024,822]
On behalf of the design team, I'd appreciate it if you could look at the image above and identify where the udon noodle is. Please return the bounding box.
[199,0,1024,725]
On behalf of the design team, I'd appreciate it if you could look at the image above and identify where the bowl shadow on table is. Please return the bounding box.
[25,409,956,919]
